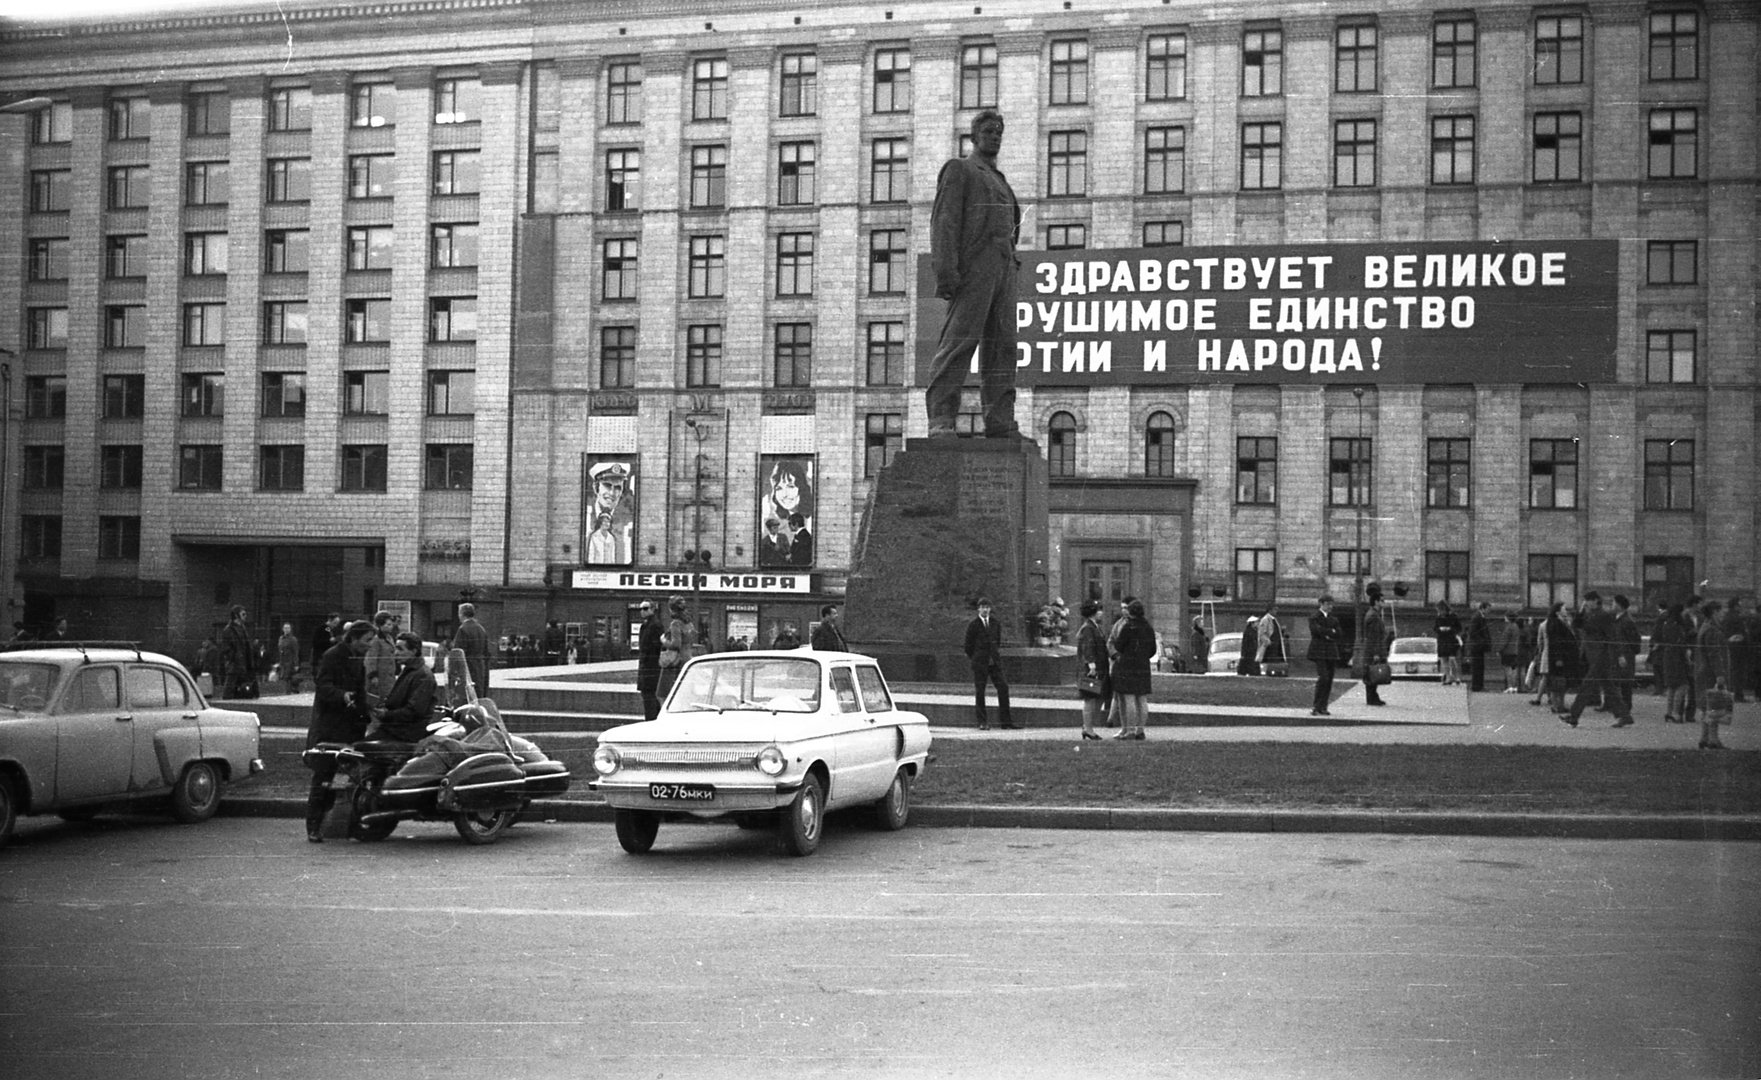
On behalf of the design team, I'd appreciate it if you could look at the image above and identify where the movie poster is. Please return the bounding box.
[582,456,637,566]
[757,455,815,569]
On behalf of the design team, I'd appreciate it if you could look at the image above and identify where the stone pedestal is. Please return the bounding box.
[846,436,1071,684]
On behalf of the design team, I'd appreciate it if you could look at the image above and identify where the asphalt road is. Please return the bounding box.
[2,815,1756,1080]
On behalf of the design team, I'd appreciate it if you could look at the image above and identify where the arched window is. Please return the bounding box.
[1048,411,1077,477]
[1145,410,1176,477]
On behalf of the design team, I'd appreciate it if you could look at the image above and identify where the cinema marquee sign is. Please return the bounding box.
[917,240,1619,386]
[571,570,814,595]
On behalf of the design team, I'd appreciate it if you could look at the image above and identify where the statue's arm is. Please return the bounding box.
[930,159,966,299]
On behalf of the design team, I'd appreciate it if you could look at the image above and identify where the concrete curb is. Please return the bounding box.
[217,797,1761,842]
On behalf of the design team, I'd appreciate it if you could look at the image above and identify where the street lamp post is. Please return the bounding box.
[681,418,712,641]
[1352,387,1367,654]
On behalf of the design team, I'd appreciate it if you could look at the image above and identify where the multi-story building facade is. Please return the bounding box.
[1,0,1755,664]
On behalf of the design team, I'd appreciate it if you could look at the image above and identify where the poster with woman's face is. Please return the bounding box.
[583,456,637,566]
[757,455,815,569]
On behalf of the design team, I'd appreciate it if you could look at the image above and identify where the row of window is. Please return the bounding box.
[22,442,471,494]
[27,151,481,213]
[26,298,478,348]
[23,370,472,420]
[27,225,478,283]
[45,10,1705,146]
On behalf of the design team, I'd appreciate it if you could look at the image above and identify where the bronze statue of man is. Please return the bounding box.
[926,109,1022,439]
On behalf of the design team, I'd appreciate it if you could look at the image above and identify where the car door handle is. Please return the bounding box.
[182,713,199,719]
[114,714,132,722]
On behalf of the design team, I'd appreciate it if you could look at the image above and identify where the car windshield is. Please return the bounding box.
[1210,634,1242,656]
[668,657,822,714]
[0,661,62,711]
[1391,639,1431,655]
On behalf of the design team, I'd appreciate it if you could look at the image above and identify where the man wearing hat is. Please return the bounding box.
[1564,591,1634,728]
[587,460,633,565]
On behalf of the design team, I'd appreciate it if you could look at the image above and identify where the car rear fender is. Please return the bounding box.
[149,726,209,788]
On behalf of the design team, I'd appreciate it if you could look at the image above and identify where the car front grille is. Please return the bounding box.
[622,745,755,766]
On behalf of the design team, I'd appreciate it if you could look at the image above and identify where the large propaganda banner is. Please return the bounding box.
[916,240,1620,386]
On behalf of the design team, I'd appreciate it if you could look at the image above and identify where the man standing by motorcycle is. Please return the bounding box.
[305,620,376,843]
[370,632,438,744]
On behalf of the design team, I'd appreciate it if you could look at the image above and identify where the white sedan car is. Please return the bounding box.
[590,650,931,856]
[1388,636,1444,679]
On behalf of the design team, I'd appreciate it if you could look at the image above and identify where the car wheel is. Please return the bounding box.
[613,808,659,854]
[453,809,515,845]
[777,774,824,857]
[348,786,397,842]
[0,776,16,849]
[872,768,911,832]
[170,762,222,824]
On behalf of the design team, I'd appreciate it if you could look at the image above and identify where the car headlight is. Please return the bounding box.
[755,745,786,777]
[592,745,622,776]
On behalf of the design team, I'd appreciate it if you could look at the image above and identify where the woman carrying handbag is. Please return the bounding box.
[1074,600,1110,740]
[655,596,698,701]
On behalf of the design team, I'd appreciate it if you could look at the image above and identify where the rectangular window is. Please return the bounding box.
[25,376,67,419]
[1333,120,1377,188]
[22,516,63,560]
[605,148,640,211]
[178,445,224,490]
[773,323,812,388]
[1647,240,1697,285]
[1426,438,1471,508]
[685,324,721,389]
[181,373,224,417]
[778,141,817,205]
[346,299,392,344]
[1649,11,1698,81]
[1144,126,1185,194]
[106,234,147,278]
[1431,115,1476,185]
[1646,330,1696,384]
[344,371,389,415]
[780,52,817,116]
[100,445,143,489]
[263,301,308,345]
[689,144,728,209]
[1529,438,1579,509]
[606,61,643,124]
[259,446,305,492]
[261,372,306,418]
[433,77,481,124]
[28,238,69,282]
[692,57,729,120]
[268,86,312,131]
[775,233,815,298]
[424,444,474,490]
[350,82,396,127]
[869,229,907,294]
[688,235,726,299]
[1533,112,1582,183]
[109,96,149,139]
[866,321,905,386]
[1432,18,1477,88]
[1336,23,1378,92]
[1649,109,1697,179]
[26,308,68,350]
[865,413,904,477]
[265,229,310,273]
[348,154,395,199]
[23,446,65,490]
[266,158,312,202]
[180,232,226,276]
[105,305,146,348]
[109,165,150,210]
[429,297,477,343]
[1046,224,1087,250]
[1426,550,1470,606]
[31,100,72,144]
[430,223,478,268]
[1146,33,1187,100]
[1527,555,1577,610]
[432,151,481,195]
[601,238,638,300]
[1329,437,1371,507]
[1242,28,1283,97]
[960,43,998,109]
[600,326,637,389]
[1241,122,1282,190]
[182,303,226,347]
[1047,130,1088,197]
[341,445,388,491]
[1049,39,1089,105]
[98,517,142,561]
[104,375,145,418]
[1235,548,1276,603]
[1142,221,1184,248]
[30,170,71,212]
[1534,16,1584,85]
[185,161,230,206]
[1642,555,1696,612]
[870,137,909,203]
[1325,549,1370,578]
[874,48,911,113]
[1236,436,1277,505]
[1644,439,1694,510]
[347,225,394,270]
[427,370,475,415]
[187,92,229,136]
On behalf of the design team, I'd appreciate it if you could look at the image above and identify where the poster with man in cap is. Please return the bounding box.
[585,458,636,566]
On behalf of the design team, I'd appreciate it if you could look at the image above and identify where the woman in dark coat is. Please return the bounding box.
[1074,600,1110,740]
[1650,603,1691,723]
[1541,601,1578,714]
[1109,599,1158,741]
[1433,601,1463,685]
[1235,617,1260,677]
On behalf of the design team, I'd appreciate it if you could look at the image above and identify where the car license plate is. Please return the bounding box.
[650,782,715,802]
[1406,663,1419,674]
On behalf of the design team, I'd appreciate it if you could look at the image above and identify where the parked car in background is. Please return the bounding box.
[0,646,264,847]
[1207,633,1242,673]
[1388,636,1443,679]
[591,650,931,856]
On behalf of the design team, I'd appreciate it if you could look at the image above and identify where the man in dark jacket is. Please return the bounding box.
[304,620,375,842]
[963,597,1014,729]
[635,600,664,721]
[371,632,437,743]
[1361,598,1389,707]
[1565,592,1634,728]
[219,605,257,699]
[1611,594,1643,713]
[451,603,492,699]
[810,603,848,652]
[1466,601,1493,691]
[1307,595,1343,716]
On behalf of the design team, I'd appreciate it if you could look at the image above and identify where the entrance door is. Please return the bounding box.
[1081,561,1132,623]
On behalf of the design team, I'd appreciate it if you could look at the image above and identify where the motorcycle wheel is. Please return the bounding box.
[349,786,398,842]
[454,808,515,845]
